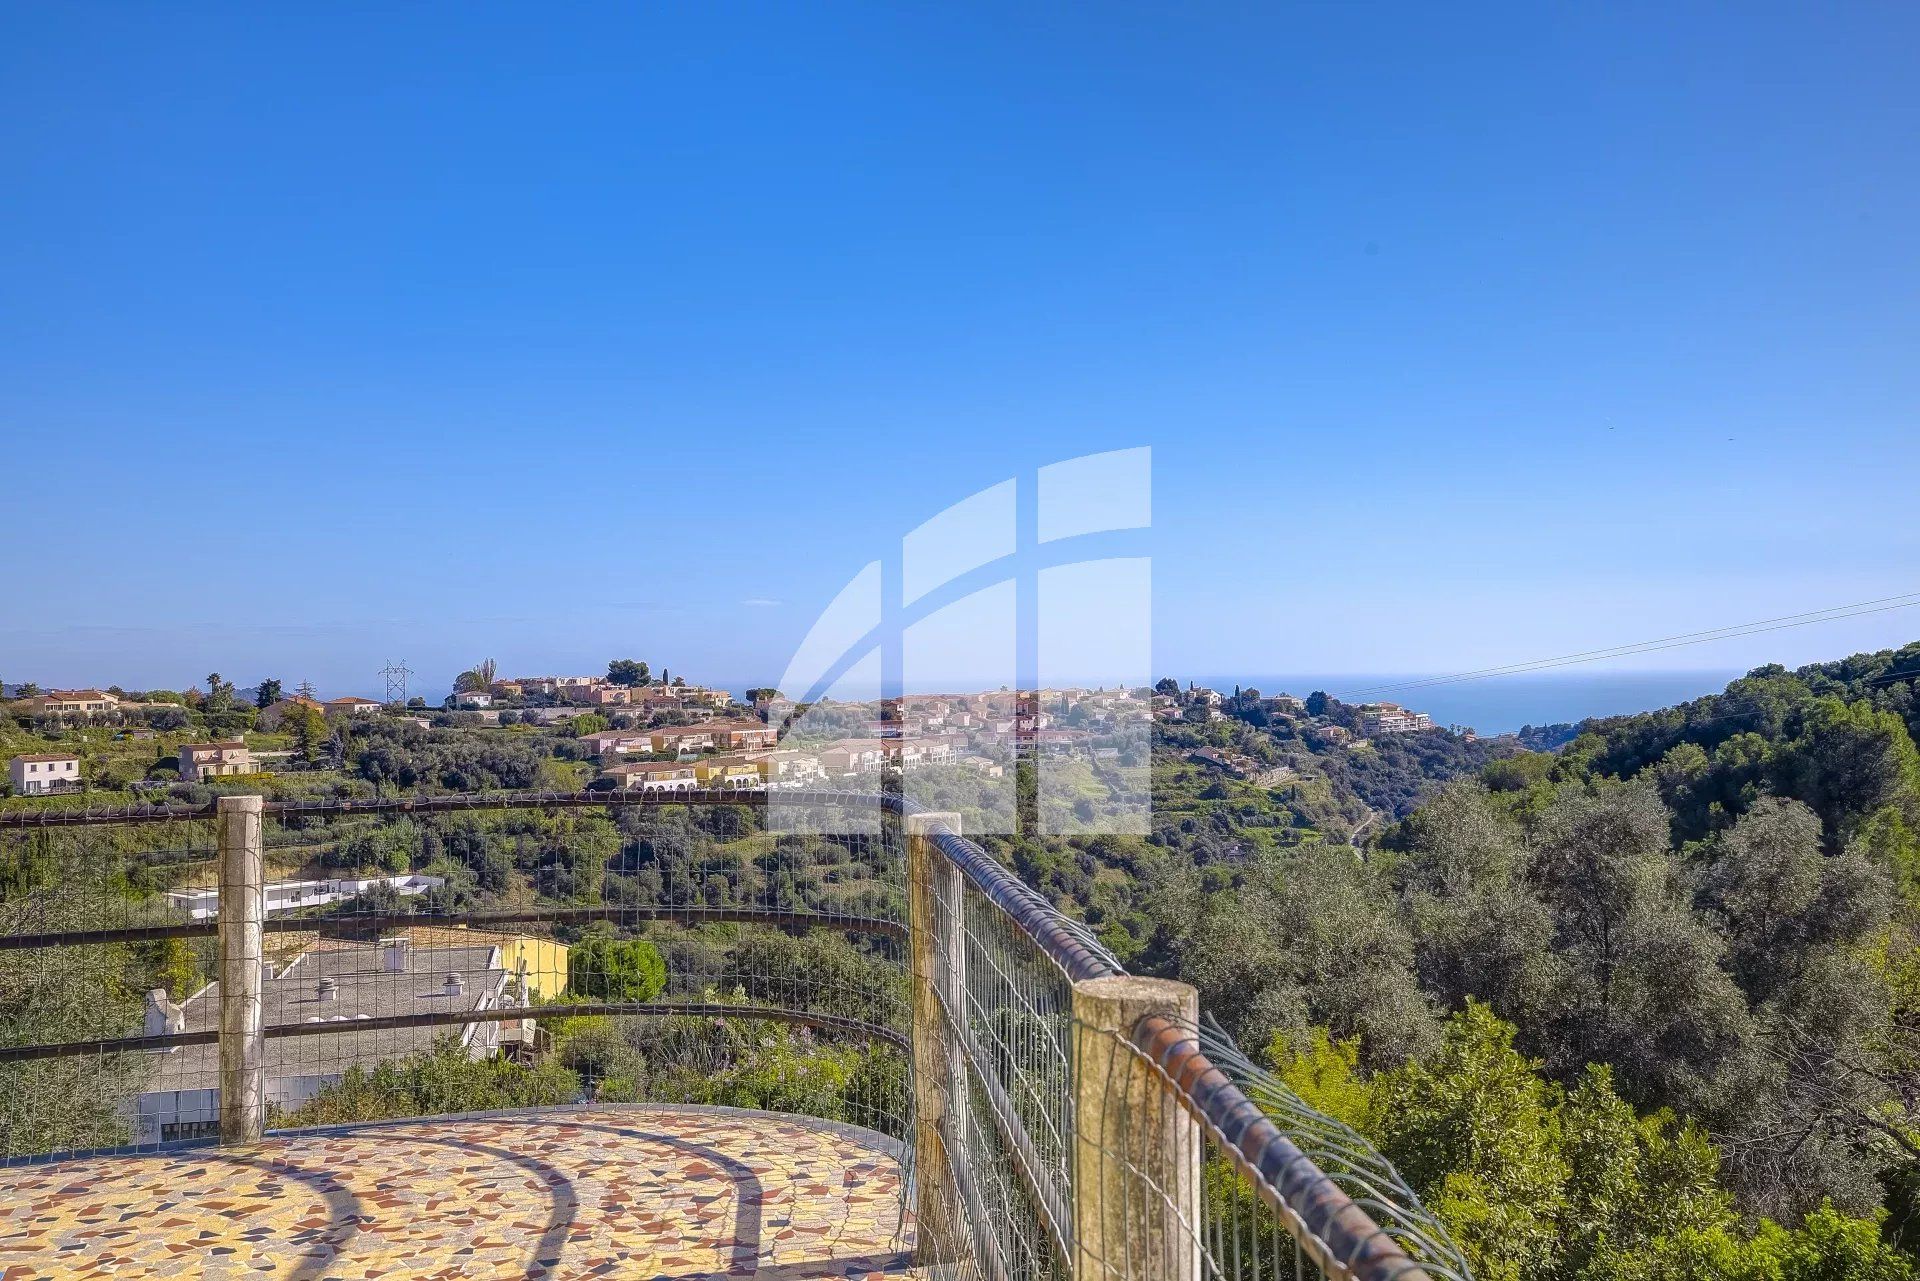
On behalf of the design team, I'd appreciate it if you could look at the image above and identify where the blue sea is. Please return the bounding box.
[414,669,1743,738]
[1190,671,1743,736]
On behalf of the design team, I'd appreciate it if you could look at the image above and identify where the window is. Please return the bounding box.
[160,1120,221,1143]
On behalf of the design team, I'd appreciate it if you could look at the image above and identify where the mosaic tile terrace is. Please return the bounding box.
[0,1105,914,1280]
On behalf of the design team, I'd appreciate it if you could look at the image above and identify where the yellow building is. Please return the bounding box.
[693,755,764,790]
[361,925,571,1000]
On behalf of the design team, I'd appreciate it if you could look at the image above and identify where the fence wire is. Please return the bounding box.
[0,813,219,1156]
[0,792,1469,1281]
[910,812,1469,1281]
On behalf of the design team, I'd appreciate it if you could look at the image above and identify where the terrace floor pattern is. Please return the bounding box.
[0,1104,914,1280]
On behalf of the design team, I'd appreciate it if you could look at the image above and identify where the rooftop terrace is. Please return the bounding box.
[0,1104,911,1280]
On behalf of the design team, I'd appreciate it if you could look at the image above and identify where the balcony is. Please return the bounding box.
[0,791,1470,1281]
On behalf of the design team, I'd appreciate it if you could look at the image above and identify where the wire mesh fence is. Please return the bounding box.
[0,794,912,1161]
[0,791,1471,1281]
[0,810,221,1156]
[248,795,912,1152]
[907,812,1471,1281]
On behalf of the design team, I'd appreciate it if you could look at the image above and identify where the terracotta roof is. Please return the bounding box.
[180,740,249,753]
[12,753,79,763]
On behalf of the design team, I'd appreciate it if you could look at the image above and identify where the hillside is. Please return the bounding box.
[10,650,1920,1276]
[1128,644,1920,1278]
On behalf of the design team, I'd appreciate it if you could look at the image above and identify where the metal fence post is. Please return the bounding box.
[217,794,266,1145]
[907,810,966,1264]
[1072,976,1203,1281]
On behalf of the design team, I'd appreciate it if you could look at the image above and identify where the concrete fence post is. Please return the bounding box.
[216,794,266,1145]
[906,810,966,1264]
[1071,976,1203,1281]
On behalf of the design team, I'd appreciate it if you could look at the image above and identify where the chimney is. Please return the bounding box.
[316,976,338,1002]
[380,936,409,973]
[443,972,466,997]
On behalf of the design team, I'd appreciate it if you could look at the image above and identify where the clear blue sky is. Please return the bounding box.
[3,4,1917,701]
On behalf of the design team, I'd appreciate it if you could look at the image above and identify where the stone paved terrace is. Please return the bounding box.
[0,1105,914,1280]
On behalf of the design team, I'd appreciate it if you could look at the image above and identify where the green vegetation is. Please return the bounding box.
[271,1034,580,1128]
[0,882,153,1157]
[633,1000,906,1132]
[606,659,650,686]
[274,999,908,1140]
[568,935,667,1002]
[1128,644,1920,1268]
[1275,1005,1915,1281]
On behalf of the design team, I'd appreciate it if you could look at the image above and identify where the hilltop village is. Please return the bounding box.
[1,665,1455,835]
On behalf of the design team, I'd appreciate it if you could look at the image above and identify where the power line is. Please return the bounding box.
[379,660,413,706]
[1340,591,1920,700]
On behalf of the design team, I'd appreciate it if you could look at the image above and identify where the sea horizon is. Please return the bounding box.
[1189,670,1746,736]
[370,668,1744,738]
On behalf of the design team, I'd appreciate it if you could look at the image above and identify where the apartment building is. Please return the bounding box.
[1358,702,1434,734]
[759,749,825,787]
[555,677,603,704]
[693,754,764,790]
[649,724,718,756]
[709,720,778,751]
[599,760,699,793]
[820,739,886,775]
[577,730,655,757]
[894,737,957,768]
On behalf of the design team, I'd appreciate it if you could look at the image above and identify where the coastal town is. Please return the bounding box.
[1,665,1444,802]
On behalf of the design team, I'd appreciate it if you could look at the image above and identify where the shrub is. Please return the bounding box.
[568,935,667,1003]
[271,1036,579,1128]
